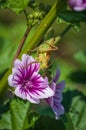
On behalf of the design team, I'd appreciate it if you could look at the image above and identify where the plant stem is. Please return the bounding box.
[21,0,67,55]
[0,0,67,97]
[13,26,31,63]
[55,24,72,44]
[24,10,28,24]
[60,25,72,37]
[0,69,12,97]
[13,9,30,63]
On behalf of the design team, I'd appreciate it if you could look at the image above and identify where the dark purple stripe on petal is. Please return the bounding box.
[17,67,25,77]
[16,72,23,79]
[31,90,40,96]
[28,63,32,78]
[20,87,28,95]
[13,77,22,83]
[28,63,39,78]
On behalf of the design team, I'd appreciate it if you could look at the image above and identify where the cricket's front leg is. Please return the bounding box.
[27,47,39,55]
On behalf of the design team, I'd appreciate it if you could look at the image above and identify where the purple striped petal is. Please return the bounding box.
[52,104,64,119]
[15,86,40,104]
[53,68,60,83]
[45,69,65,119]
[14,59,23,68]
[22,54,35,65]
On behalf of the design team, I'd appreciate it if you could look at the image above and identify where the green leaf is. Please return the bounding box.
[33,116,65,130]
[58,10,86,27]
[34,103,75,130]
[64,114,75,130]
[0,99,11,130]
[10,98,30,130]
[59,10,86,22]
[0,111,12,130]
[63,90,86,130]
[28,112,39,129]
[69,95,86,130]
[32,115,74,130]
[0,0,30,14]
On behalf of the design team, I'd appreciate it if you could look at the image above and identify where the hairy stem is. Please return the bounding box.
[55,24,72,44]
[60,25,72,37]
[13,9,30,63]
[24,10,28,24]
[13,26,31,63]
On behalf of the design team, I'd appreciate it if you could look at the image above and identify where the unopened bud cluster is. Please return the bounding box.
[27,11,45,26]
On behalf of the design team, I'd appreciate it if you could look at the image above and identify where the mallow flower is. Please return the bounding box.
[68,0,86,11]
[8,54,54,104]
[45,68,65,119]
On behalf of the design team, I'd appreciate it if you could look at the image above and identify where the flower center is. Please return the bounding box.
[22,80,33,88]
